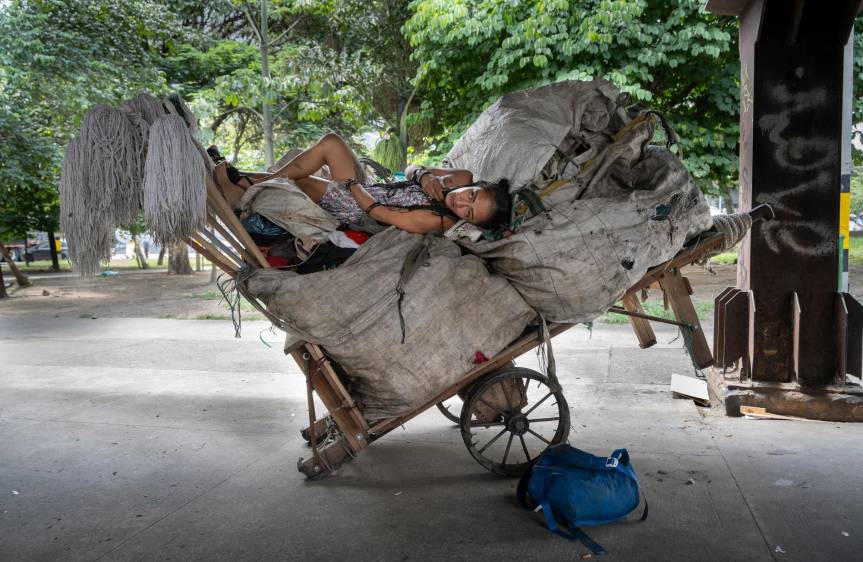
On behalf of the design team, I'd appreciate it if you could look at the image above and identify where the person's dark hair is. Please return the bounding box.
[473,178,511,230]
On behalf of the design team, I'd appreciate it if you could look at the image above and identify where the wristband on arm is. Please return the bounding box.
[364,201,383,214]
[412,166,429,185]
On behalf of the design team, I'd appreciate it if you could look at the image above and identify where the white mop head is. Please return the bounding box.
[143,114,208,243]
[79,104,144,225]
[59,137,114,276]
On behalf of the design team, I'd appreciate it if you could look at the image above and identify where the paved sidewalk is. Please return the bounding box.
[1,316,861,561]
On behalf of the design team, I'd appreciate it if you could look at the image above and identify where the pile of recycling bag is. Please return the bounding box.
[244,79,713,420]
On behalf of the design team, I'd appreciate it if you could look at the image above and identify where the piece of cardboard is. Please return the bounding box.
[670,373,710,404]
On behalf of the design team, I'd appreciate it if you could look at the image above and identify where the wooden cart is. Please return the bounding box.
[186,170,772,480]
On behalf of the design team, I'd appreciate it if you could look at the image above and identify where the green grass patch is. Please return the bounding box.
[194,313,262,321]
[708,249,738,265]
[849,235,863,268]
[599,299,714,324]
[196,290,223,300]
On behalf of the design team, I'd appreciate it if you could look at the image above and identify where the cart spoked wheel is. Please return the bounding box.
[460,367,570,476]
[436,397,463,424]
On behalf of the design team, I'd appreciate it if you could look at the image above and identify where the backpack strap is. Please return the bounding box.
[539,499,608,556]
[518,469,608,555]
[516,464,535,510]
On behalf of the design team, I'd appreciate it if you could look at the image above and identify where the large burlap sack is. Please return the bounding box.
[244,228,536,420]
[237,178,338,240]
[445,79,629,187]
[457,115,713,324]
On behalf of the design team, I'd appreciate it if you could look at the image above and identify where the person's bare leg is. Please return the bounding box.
[213,161,248,208]
[293,176,330,203]
[270,133,359,182]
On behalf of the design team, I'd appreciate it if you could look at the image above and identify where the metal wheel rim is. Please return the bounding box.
[460,367,570,477]
[436,399,462,424]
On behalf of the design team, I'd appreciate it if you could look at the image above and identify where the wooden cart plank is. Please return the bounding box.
[367,322,573,436]
[185,237,238,275]
[659,268,713,369]
[205,177,270,268]
[621,293,657,348]
[291,345,369,453]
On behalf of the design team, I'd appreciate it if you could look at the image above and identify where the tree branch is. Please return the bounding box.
[211,106,263,134]
[241,4,263,44]
[269,15,306,48]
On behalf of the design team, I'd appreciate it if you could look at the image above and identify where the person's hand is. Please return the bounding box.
[419,174,449,202]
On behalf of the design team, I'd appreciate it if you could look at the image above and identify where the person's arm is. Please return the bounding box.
[405,166,474,202]
[346,182,455,234]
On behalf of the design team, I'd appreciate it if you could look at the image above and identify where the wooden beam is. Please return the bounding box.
[291,344,368,453]
[621,294,657,348]
[185,238,237,275]
[659,269,713,369]
[205,177,270,268]
[206,209,258,266]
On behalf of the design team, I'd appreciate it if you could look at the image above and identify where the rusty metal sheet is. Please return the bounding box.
[836,293,848,385]
[716,289,750,369]
[841,292,863,378]
[714,287,738,363]
[791,292,801,383]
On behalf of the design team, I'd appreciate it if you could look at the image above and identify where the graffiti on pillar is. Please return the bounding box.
[755,84,837,257]
[740,63,752,117]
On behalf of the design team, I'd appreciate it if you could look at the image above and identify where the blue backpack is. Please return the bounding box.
[517,444,648,555]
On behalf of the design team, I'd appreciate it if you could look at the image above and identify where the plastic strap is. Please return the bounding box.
[516,188,547,217]
[538,314,559,388]
[540,500,608,555]
[516,465,535,510]
[395,236,433,344]
[610,448,630,466]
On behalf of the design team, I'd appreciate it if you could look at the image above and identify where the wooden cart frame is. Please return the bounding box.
[189,169,772,479]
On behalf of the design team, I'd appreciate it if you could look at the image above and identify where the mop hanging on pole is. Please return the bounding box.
[78,104,145,226]
[142,113,208,243]
[59,137,113,276]
[120,93,167,126]
[59,92,210,275]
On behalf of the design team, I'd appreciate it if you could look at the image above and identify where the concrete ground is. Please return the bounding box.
[1,316,861,562]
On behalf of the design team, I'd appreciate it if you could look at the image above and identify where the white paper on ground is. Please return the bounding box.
[670,373,709,402]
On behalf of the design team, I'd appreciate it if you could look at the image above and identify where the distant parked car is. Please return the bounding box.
[25,240,68,262]
[0,247,22,262]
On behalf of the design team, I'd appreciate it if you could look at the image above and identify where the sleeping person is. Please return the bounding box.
[213,133,511,235]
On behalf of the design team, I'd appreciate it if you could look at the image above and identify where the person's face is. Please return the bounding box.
[444,186,494,224]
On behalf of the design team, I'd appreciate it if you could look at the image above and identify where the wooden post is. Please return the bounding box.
[621,293,657,348]
[659,268,713,369]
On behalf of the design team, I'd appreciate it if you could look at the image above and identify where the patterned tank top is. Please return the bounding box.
[318,180,454,226]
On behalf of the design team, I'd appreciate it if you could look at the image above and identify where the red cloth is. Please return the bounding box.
[266,255,291,267]
[473,351,489,365]
[343,230,370,245]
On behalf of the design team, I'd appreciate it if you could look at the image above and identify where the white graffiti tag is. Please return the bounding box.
[754,85,838,257]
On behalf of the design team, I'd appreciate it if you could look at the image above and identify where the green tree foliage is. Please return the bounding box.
[161,0,375,169]
[406,0,742,193]
[0,0,173,242]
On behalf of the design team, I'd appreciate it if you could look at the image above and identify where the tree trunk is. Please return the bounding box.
[131,234,150,269]
[0,262,8,299]
[168,241,193,275]
[0,243,31,287]
[157,247,166,266]
[47,228,60,272]
[260,0,274,168]
[720,187,736,214]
